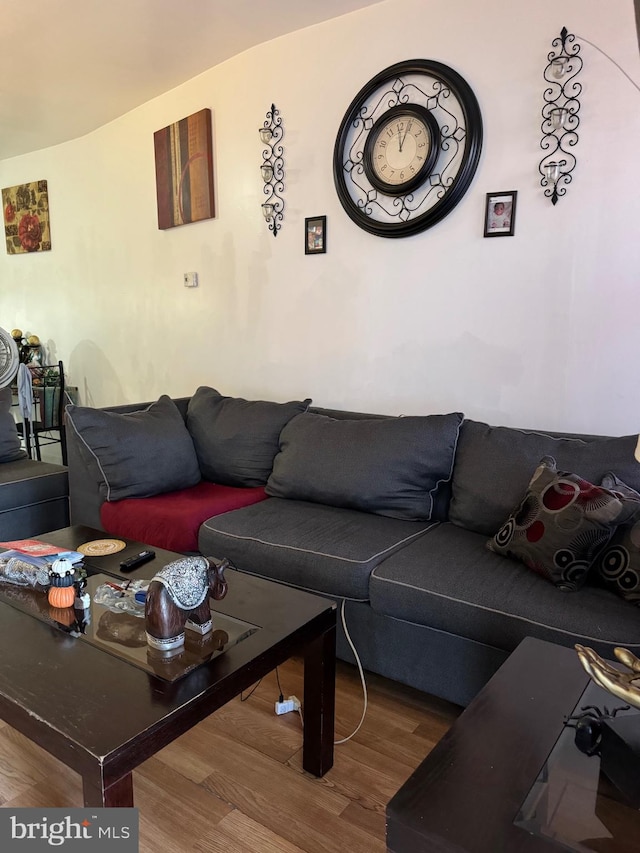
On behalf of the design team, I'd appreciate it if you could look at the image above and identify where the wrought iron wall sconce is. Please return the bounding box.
[259,104,285,236]
[539,27,582,205]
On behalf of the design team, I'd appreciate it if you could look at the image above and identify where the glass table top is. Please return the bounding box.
[0,573,260,682]
[515,677,640,852]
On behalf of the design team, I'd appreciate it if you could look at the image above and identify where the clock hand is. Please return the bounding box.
[399,120,412,153]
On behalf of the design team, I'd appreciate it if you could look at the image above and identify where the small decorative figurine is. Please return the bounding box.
[575,644,640,710]
[48,557,76,608]
[144,556,229,651]
[146,628,230,680]
[575,644,640,807]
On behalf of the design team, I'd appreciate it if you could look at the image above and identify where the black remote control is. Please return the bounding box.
[119,550,155,572]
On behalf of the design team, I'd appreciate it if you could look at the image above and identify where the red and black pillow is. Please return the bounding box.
[487,457,634,591]
[591,473,640,605]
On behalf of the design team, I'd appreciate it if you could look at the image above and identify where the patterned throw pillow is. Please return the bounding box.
[487,457,629,591]
[600,472,640,503]
[592,473,640,605]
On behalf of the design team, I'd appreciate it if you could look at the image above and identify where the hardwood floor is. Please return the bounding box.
[0,657,460,852]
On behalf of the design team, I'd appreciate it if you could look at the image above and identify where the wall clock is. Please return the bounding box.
[333,59,483,238]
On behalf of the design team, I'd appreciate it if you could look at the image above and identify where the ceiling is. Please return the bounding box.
[0,0,385,161]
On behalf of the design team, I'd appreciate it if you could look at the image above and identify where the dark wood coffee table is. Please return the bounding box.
[386,636,640,853]
[0,525,336,807]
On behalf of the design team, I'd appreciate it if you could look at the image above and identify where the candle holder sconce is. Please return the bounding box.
[539,27,583,205]
[259,104,285,236]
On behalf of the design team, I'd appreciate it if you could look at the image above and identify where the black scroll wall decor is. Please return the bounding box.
[539,27,583,205]
[259,104,285,236]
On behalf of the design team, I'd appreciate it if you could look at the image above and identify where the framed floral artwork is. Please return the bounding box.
[2,180,51,254]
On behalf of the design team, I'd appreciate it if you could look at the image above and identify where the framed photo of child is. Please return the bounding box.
[305,216,326,254]
[483,191,517,237]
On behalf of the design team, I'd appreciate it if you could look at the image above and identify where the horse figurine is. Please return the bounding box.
[144,556,229,651]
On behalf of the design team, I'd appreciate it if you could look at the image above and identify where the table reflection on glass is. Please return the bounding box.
[515,679,640,853]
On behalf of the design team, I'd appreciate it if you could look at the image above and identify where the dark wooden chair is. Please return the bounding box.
[20,361,68,465]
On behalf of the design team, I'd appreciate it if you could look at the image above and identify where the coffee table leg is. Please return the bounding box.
[83,772,134,808]
[302,623,336,777]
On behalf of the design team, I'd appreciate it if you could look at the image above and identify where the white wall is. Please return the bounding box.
[1,0,639,434]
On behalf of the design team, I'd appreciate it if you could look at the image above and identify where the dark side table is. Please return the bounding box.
[386,636,640,853]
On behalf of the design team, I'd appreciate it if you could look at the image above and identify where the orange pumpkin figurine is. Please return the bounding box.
[48,585,76,608]
[48,558,76,608]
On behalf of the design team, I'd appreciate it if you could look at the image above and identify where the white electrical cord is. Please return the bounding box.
[334,598,368,745]
[577,34,640,94]
[270,598,368,743]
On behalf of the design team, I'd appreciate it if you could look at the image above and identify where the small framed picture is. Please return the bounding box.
[305,215,326,254]
[483,191,517,238]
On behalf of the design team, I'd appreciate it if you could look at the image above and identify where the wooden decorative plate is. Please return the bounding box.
[77,539,127,556]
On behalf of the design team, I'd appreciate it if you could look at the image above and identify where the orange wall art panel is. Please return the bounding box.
[154,108,215,230]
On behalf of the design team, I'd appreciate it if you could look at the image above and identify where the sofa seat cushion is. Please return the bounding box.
[101,482,268,553]
[265,411,463,521]
[450,420,640,536]
[199,498,435,600]
[369,522,640,658]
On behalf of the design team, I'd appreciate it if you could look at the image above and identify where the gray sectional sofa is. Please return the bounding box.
[0,388,69,539]
[66,389,640,707]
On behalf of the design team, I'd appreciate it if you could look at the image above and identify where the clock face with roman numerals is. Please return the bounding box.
[333,59,483,238]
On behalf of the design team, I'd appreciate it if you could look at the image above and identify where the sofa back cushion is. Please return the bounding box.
[450,420,640,536]
[66,395,201,501]
[265,411,463,521]
[0,388,27,463]
[186,386,311,487]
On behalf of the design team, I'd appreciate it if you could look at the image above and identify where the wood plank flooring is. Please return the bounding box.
[0,657,460,852]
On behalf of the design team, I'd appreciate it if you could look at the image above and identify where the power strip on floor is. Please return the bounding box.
[275,695,301,715]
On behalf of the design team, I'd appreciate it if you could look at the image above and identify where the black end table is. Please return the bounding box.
[387,636,640,853]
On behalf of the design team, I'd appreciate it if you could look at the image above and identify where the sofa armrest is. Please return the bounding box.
[66,417,103,529]
[0,457,69,539]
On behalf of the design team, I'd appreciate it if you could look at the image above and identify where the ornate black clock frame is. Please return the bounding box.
[333,59,483,238]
